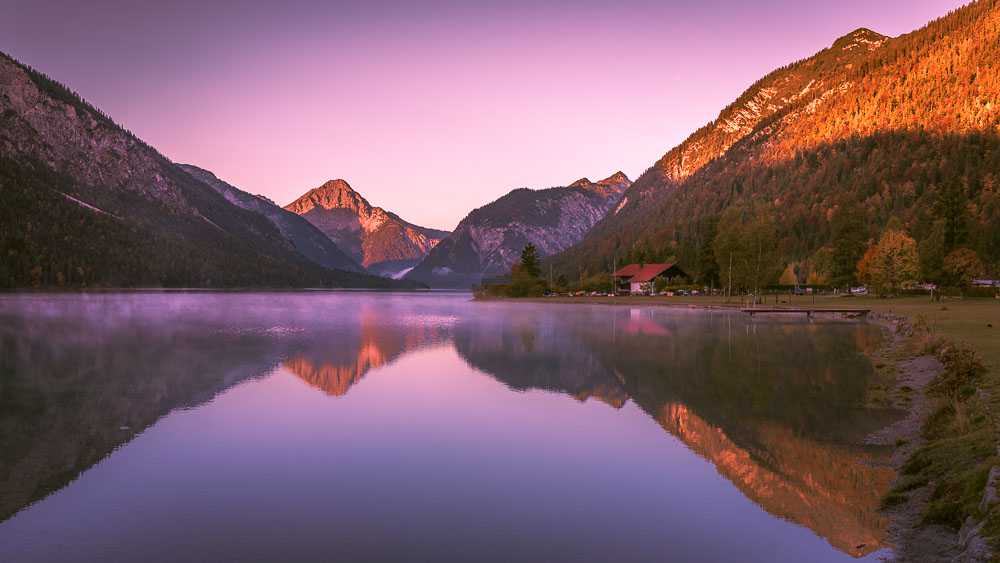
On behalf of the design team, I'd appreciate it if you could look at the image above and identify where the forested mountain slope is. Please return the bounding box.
[548,0,1000,283]
[0,50,412,288]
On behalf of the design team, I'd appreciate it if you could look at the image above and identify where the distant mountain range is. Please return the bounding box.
[179,165,364,273]
[405,172,630,288]
[284,180,449,278]
[0,51,418,288]
[548,1,1000,279]
[3,0,997,288]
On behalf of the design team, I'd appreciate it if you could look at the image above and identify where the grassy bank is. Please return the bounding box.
[510,292,1000,553]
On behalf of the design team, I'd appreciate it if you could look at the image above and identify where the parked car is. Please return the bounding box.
[851,286,867,294]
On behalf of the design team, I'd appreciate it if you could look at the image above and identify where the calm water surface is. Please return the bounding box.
[0,292,899,562]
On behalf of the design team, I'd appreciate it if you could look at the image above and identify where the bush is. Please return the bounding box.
[931,344,987,396]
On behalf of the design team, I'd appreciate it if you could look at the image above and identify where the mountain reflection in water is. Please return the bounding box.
[0,293,898,560]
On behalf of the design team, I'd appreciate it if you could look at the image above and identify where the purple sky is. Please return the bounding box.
[2,0,971,230]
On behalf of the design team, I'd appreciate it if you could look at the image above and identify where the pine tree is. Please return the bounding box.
[830,197,867,288]
[696,214,720,286]
[713,207,744,301]
[520,243,541,278]
[933,177,971,252]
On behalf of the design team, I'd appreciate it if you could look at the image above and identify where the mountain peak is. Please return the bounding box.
[284,178,371,218]
[284,179,449,270]
[600,171,631,185]
[316,179,356,194]
[832,27,888,51]
[569,177,592,188]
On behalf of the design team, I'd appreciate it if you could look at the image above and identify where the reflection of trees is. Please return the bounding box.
[1,295,901,557]
[454,307,898,557]
[0,297,457,525]
[454,308,626,406]
[0,299,289,524]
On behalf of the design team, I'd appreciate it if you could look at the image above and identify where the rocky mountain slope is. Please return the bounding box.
[405,172,630,288]
[285,180,449,277]
[0,50,415,288]
[178,165,363,273]
[548,0,1000,279]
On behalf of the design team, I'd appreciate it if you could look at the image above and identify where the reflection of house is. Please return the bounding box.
[613,263,687,295]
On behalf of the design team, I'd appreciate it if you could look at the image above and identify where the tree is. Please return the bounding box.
[918,219,947,285]
[714,207,744,302]
[711,205,781,301]
[779,265,798,285]
[520,243,541,278]
[696,214,720,286]
[806,271,827,285]
[943,248,984,289]
[857,226,918,297]
[830,197,867,288]
[933,177,971,252]
[504,259,546,297]
[812,248,833,283]
[856,247,879,294]
[742,205,782,299]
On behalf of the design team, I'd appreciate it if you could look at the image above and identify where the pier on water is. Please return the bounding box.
[741,308,870,318]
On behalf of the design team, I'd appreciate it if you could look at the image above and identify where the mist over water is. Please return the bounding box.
[0,292,897,561]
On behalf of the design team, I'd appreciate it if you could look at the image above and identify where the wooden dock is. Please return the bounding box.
[741,308,870,318]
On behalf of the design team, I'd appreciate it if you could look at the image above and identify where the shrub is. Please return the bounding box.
[931,345,987,396]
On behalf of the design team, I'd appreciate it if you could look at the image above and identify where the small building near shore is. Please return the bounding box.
[612,263,687,295]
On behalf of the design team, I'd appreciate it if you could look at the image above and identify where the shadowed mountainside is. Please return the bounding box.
[179,165,364,273]
[0,51,416,288]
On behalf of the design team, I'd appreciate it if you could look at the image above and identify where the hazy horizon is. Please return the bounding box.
[1,0,971,230]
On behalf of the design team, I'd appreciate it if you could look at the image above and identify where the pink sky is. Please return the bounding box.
[2,0,971,230]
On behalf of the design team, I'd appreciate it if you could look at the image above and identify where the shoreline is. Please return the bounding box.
[864,315,966,561]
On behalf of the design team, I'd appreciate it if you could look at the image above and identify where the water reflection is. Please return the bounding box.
[284,310,452,396]
[0,294,288,523]
[455,305,898,557]
[0,293,898,559]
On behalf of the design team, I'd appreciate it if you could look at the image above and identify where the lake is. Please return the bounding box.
[0,292,900,562]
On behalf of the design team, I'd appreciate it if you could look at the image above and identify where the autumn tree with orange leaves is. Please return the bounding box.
[857,226,918,297]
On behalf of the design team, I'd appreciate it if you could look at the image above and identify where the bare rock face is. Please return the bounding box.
[405,172,630,288]
[0,54,195,215]
[285,179,450,276]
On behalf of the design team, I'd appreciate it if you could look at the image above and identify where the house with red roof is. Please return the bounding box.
[612,263,688,295]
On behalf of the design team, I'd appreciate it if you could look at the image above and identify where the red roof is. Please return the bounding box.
[612,264,643,277]
[613,263,677,283]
